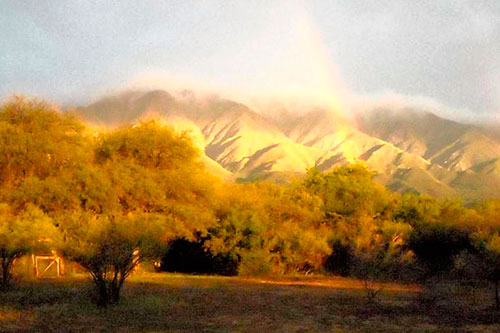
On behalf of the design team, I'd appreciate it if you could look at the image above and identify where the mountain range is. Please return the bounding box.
[75,90,500,202]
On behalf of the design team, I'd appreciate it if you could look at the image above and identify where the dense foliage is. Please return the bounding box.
[2,97,500,308]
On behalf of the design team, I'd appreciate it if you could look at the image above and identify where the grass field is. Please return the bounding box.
[0,272,499,332]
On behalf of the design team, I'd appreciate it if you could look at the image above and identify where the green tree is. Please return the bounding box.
[398,196,476,278]
[57,121,216,306]
[0,203,57,289]
[0,96,88,191]
[206,182,329,275]
[0,97,88,289]
[60,212,166,306]
[303,165,400,278]
[303,164,391,222]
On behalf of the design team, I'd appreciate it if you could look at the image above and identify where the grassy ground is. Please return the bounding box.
[0,272,499,332]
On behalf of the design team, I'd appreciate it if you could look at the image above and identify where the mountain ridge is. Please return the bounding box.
[75,90,500,202]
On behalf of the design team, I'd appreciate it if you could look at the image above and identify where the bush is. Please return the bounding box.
[160,238,237,276]
[237,251,272,276]
[408,226,471,279]
[324,240,353,276]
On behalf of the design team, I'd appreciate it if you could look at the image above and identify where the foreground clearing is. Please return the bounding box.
[0,272,498,332]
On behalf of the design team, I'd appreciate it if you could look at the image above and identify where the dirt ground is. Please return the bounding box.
[0,272,499,332]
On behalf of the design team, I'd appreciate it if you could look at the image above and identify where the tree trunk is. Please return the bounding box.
[110,270,120,305]
[95,278,110,307]
[93,273,124,306]
[0,252,14,290]
[89,259,138,307]
[1,262,10,290]
[110,282,121,305]
[495,279,499,310]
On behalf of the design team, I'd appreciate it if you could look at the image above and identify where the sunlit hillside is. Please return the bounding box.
[77,90,500,201]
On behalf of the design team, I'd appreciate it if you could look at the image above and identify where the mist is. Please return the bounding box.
[1,1,499,123]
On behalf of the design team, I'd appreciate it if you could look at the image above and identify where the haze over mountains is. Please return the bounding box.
[76,90,500,202]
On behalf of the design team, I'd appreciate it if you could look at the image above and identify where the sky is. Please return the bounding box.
[0,0,499,120]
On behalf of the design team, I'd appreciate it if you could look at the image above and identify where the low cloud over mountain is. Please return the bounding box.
[76,90,500,202]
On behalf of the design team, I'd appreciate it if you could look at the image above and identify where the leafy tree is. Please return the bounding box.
[0,96,88,190]
[60,212,166,306]
[0,203,57,289]
[0,97,88,289]
[206,184,271,275]
[393,193,440,227]
[476,199,500,231]
[57,121,216,306]
[399,196,476,279]
[303,165,402,278]
[206,182,329,275]
[0,97,94,216]
[303,164,391,222]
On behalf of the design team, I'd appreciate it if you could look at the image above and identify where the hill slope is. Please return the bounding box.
[76,90,500,201]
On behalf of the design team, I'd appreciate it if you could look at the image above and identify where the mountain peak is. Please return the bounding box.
[76,90,500,201]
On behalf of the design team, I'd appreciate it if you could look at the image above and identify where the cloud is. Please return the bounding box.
[352,90,500,124]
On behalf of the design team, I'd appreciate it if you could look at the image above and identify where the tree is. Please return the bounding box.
[57,121,216,306]
[399,196,476,279]
[0,96,88,190]
[205,182,329,275]
[302,165,401,279]
[303,164,391,222]
[0,203,57,289]
[0,97,88,289]
[393,193,440,227]
[60,212,166,306]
